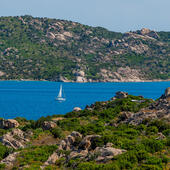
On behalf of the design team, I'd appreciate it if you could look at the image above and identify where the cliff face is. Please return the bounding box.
[0,16,169,82]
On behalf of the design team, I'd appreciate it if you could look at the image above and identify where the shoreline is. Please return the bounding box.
[0,79,169,83]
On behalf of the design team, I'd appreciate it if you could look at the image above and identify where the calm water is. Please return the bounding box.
[0,81,169,120]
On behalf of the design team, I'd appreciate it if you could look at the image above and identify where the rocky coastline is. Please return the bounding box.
[0,78,170,83]
[0,88,169,169]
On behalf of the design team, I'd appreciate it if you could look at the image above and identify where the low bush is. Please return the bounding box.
[51,127,64,139]
[0,143,12,160]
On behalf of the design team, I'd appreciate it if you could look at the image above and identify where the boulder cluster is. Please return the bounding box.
[0,119,19,129]
[43,131,126,168]
[0,128,31,149]
[120,88,170,125]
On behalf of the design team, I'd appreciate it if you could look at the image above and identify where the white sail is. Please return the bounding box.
[56,84,66,101]
[58,85,62,98]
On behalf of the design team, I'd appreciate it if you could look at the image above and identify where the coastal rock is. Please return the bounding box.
[73,107,82,111]
[165,87,170,98]
[42,121,57,130]
[0,129,30,149]
[120,88,170,125]
[0,119,19,129]
[115,91,128,99]
[73,70,87,82]
[76,76,87,82]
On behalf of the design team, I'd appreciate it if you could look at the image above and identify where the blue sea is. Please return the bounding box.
[0,81,169,120]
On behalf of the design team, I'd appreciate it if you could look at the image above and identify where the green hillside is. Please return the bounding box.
[0,15,169,81]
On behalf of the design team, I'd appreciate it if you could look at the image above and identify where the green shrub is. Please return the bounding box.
[51,127,64,139]
[146,126,158,135]
[17,145,58,166]
[162,129,170,137]
[136,124,146,132]
[0,143,12,160]
[145,156,162,165]
[141,164,162,170]
[0,129,7,137]
[57,118,81,131]
[142,138,164,153]
[0,164,5,170]
[34,116,51,129]
[148,120,170,132]
[32,128,43,139]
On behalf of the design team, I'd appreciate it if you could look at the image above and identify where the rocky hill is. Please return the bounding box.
[0,88,169,169]
[0,15,170,82]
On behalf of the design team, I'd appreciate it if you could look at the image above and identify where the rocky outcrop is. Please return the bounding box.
[0,129,30,149]
[42,121,57,130]
[42,152,60,168]
[58,131,82,150]
[73,107,82,112]
[120,88,170,125]
[165,87,170,97]
[99,67,145,82]
[74,70,87,82]
[160,87,170,99]
[94,146,126,162]
[136,28,159,39]
[0,119,19,129]
[0,152,19,168]
[43,131,125,168]
[115,91,128,99]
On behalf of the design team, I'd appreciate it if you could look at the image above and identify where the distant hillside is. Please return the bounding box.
[0,15,169,82]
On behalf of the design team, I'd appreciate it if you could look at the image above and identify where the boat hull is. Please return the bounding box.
[55,97,66,102]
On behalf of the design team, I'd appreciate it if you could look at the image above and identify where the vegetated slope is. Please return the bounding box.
[0,88,169,169]
[0,15,169,82]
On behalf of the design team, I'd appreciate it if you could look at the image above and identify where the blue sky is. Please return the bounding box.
[1,0,170,32]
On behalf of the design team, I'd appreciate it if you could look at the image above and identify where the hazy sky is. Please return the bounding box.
[1,0,170,32]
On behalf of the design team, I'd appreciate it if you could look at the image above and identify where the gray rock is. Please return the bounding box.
[0,119,19,129]
[69,150,88,159]
[70,131,82,139]
[43,152,59,166]
[46,132,125,166]
[94,146,126,162]
[156,132,166,140]
[42,121,57,130]
[119,88,170,125]
[0,152,19,167]
[0,129,30,149]
[79,135,101,150]
[58,131,82,151]
[115,91,128,99]
[73,107,82,111]
[165,87,170,98]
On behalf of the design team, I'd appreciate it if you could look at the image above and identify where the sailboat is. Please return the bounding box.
[56,85,66,101]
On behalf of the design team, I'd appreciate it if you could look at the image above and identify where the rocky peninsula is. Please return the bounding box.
[0,88,169,169]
